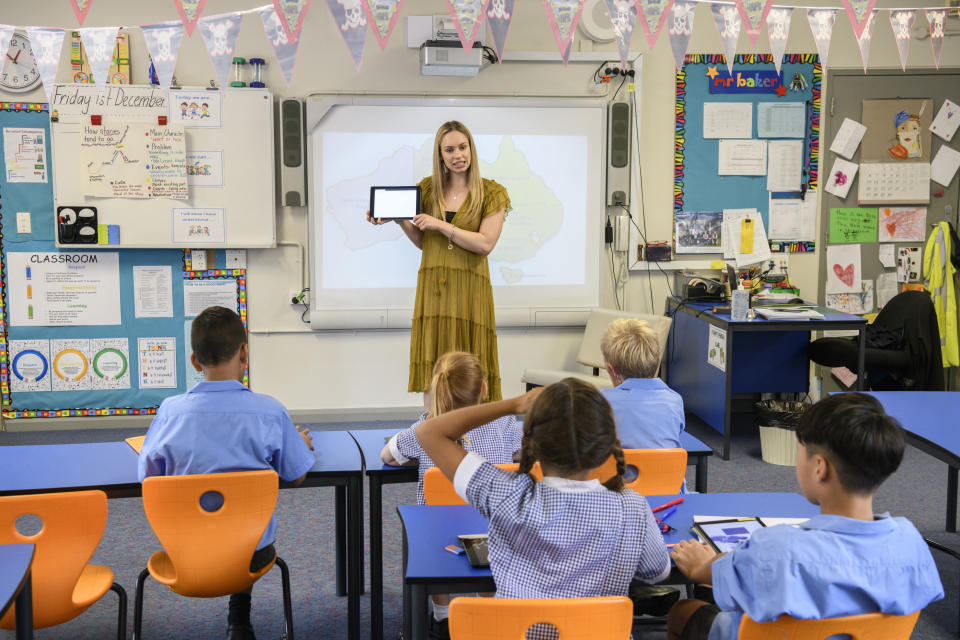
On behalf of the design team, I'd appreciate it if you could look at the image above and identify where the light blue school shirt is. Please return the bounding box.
[138,380,316,550]
[709,513,944,640]
[601,378,685,449]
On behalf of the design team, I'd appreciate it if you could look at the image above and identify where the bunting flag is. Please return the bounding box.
[141,21,184,92]
[736,0,772,45]
[765,7,791,75]
[70,0,93,25]
[274,0,312,43]
[363,0,403,51]
[806,8,836,68]
[175,0,208,37]
[0,25,14,78]
[711,3,741,75]
[197,12,242,88]
[486,0,515,61]
[328,0,367,70]
[605,0,637,68]
[925,9,947,70]
[841,0,876,39]
[446,0,490,52]
[667,1,696,70]
[889,10,915,71]
[854,9,878,73]
[636,0,673,52]
[25,27,65,103]
[260,4,300,84]
[77,26,119,95]
[542,0,586,65]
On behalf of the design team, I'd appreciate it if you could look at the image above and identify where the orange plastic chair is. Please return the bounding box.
[133,470,294,639]
[0,490,127,639]
[737,610,921,639]
[449,595,633,639]
[424,463,537,506]
[588,448,688,495]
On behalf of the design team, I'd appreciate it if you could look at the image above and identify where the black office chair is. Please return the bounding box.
[808,291,944,391]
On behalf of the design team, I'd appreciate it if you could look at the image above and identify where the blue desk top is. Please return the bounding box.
[307,430,363,475]
[864,391,960,464]
[679,432,712,456]
[671,298,867,326]
[0,543,34,619]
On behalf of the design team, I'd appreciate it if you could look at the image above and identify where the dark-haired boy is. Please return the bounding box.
[667,392,943,640]
[138,306,315,640]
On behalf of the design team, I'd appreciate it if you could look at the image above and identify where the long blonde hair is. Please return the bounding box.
[430,121,484,226]
[429,351,485,417]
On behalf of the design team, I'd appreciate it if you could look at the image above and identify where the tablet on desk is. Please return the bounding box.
[370,186,421,220]
[458,534,489,568]
[692,517,766,553]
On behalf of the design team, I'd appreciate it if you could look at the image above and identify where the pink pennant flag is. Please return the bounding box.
[175,0,208,37]
[736,0,772,45]
[842,0,876,40]
[542,0,587,65]
[711,3,741,75]
[636,0,673,52]
[261,4,301,84]
[77,26,119,95]
[486,0,516,61]
[667,0,696,70]
[806,8,836,68]
[363,0,404,51]
[197,12,242,88]
[925,9,947,70]
[604,0,637,68]
[446,0,490,52]
[854,10,878,73]
[70,0,93,25]
[141,20,185,92]
[25,27,65,104]
[328,0,368,70]
[273,0,312,43]
[766,7,791,75]
[889,10,915,71]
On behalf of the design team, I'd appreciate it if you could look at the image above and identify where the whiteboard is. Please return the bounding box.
[50,85,276,249]
[305,96,605,329]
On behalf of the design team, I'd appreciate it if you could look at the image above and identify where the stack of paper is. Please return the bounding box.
[754,306,824,320]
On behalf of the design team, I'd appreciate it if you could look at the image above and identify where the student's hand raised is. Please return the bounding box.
[513,387,544,415]
[297,425,314,450]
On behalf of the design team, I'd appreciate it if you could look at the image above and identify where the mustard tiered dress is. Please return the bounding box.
[408,177,511,401]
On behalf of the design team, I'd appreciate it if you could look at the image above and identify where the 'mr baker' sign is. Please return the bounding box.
[709,70,784,95]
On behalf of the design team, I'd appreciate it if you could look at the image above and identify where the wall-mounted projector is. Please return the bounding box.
[420,40,483,77]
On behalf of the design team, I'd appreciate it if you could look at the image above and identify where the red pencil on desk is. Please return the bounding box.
[651,497,684,513]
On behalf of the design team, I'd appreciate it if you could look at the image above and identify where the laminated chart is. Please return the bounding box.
[51,339,92,392]
[79,123,187,199]
[9,340,52,393]
[90,338,131,390]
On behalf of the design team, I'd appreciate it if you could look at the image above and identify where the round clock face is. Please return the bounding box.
[1,32,42,93]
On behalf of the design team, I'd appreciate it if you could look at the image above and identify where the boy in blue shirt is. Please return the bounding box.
[600,317,685,449]
[138,306,315,640]
[667,393,943,640]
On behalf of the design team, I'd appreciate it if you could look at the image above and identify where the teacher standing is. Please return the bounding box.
[368,121,510,400]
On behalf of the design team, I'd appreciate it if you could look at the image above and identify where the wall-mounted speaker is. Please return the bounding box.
[606,99,631,207]
[277,97,306,207]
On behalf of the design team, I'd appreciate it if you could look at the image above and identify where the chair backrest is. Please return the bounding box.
[423,464,532,505]
[587,449,688,494]
[737,611,920,639]
[0,490,108,629]
[577,308,672,371]
[449,595,633,639]
[141,469,279,597]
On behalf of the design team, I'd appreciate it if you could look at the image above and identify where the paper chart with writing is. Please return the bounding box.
[766,140,803,191]
[186,150,224,186]
[168,90,222,128]
[768,194,816,241]
[718,140,766,175]
[756,102,805,138]
[51,339,92,392]
[3,127,47,182]
[172,208,225,244]
[829,118,867,160]
[182,279,238,317]
[79,123,188,199]
[858,163,930,204]
[825,280,874,314]
[9,340,52,393]
[931,146,960,187]
[90,338,131,390]
[879,243,896,268]
[876,272,898,308]
[138,337,177,389]
[703,102,752,138]
[133,265,174,318]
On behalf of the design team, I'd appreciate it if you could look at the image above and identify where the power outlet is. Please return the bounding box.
[225,249,246,269]
[16,211,31,234]
[190,250,207,271]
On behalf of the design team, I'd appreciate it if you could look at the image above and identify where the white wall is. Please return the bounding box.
[1,0,955,416]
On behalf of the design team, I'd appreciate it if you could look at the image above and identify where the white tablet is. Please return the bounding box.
[370,186,421,220]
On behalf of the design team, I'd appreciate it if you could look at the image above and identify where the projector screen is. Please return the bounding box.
[306,97,604,329]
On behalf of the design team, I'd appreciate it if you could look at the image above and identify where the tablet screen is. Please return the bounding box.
[370,186,421,220]
[694,518,765,553]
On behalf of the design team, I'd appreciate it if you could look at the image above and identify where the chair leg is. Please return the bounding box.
[276,556,295,640]
[133,568,150,640]
[111,582,128,640]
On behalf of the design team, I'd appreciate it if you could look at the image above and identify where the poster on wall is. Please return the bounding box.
[51,339,93,392]
[138,337,177,389]
[3,127,47,183]
[674,210,722,254]
[9,340,52,393]
[860,99,933,162]
[707,325,726,371]
[826,244,861,294]
[90,338,131,390]
[79,123,188,199]
[877,206,926,242]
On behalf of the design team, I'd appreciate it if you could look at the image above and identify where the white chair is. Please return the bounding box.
[521,308,672,390]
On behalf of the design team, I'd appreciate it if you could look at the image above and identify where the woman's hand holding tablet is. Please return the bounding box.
[369,185,421,221]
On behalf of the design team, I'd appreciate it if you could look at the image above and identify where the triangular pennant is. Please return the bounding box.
[926,9,947,70]
[327,0,368,70]
[260,4,301,84]
[486,0,516,61]
[446,0,491,52]
[736,0,772,45]
[175,0,208,37]
[842,0,876,39]
[70,0,93,25]
[806,8,836,68]
[766,7,791,75]
[603,0,638,68]
[273,0,311,44]
[25,27,65,103]
[855,10,878,73]
[711,3,741,75]
[363,0,404,51]
[197,12,242,88]
[0,25,14,80]
[889,10,915,72]
[141,21,185,92]
[542,0,586,65]
[77,26,119,95]
[667,1,696,70]
[636,0,673,52]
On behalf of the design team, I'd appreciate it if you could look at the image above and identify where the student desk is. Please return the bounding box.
[0,544,35,640]
[397,492,816,640]
[665,297,867,459]
[351,427,714,640]
[0,432,365,640]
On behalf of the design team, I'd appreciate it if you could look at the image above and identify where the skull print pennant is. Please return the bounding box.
[604,0,638,68]
[70,0,93,25]
[141,21,185,92]
[25,27,65,103]
[926,9,947,70]
[542,0,587,66]
[273,0,312,43]
[667,0,695,70]
[174,0,208,37]
[446,0,490,52]
[260,4,301,84]
[889,10,915,72]
[736,0,772,45]
[363,0,404,52]
[765,7,791,75]
[77,26,119,95]
[197,12,242,89]
[842,0,877,40]
[854,9,878,73]
[328,0,368,70]
[806,9,836,68]
[711,3,741,75]
[635,0,672,53]
[486,0,516,61]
